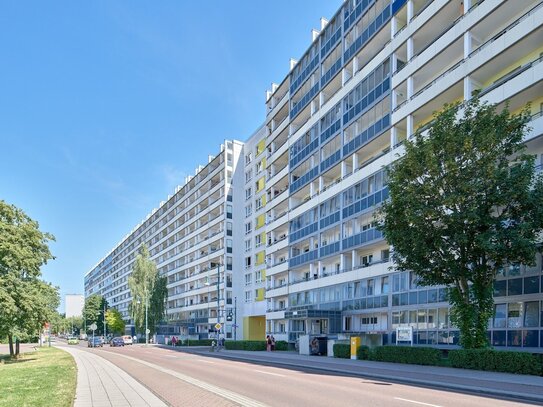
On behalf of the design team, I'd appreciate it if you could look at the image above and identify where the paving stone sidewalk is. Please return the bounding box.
[59,344,167,407]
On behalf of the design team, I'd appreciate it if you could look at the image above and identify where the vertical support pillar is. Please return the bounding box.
[407,114,414,139]
[390,126,398,149]
[407,0,414,22]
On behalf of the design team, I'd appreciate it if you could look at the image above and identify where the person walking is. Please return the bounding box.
[271,335,276,351]
[171,336,177,347]
[266,335,272,351]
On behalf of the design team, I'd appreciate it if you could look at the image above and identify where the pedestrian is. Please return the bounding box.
[172,336,177,347]
[266,335,272,351]
[271,335,276,351]
[133,335,137,344]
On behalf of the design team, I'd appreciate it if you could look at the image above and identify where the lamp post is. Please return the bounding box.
[103,302,107,339]
[234,296,237,341]
[216,265,220,340]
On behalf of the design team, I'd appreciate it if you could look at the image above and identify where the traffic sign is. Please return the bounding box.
[146,329,150,334]
[89,323,97,331]
[214,323,222,330]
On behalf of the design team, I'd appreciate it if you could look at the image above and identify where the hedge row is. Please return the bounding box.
[224,340,288,351]
[449,349,542,376]
[368,345,442,366]
[333,343,351,358]
[175,339,214,346]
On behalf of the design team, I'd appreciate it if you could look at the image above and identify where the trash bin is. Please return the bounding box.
[310,336,328,356]
[317,337,327,356]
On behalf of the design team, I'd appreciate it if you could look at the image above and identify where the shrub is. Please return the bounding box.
[178,339,214,346]
[224,340,266,351]
[357,345,370,360]
[333,343,351,359]
[448,349,542,376]
[368,346,441,366]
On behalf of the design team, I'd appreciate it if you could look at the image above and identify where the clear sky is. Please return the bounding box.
[0,1,341,312]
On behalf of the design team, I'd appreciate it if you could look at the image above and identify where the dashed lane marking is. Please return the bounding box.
[394,397,443,407]
[254,370,285,377]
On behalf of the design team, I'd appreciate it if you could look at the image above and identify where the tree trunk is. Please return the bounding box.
[15,338,20,357]
[8,334,14,358]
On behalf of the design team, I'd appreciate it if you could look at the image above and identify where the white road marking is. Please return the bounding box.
[254,369,285,377]
[394,397,442,407]
[196,359,216,364]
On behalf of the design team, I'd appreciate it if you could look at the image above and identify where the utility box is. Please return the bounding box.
[350,336,361,360]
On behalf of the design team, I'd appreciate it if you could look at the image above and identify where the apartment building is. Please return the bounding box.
[263,0,543,350]
[85,140,246,339]
[86,0,543,349]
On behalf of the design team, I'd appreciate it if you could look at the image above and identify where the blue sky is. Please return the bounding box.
[0,1,340,312]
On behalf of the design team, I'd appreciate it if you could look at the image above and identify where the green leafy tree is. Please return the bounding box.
[128,244,167,338]
[105,308,126,335]
[83,294,108,335]
[379,97,543,349]
[0,200,56,357]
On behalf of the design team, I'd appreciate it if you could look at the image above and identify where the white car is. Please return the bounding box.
[122,335,133,345]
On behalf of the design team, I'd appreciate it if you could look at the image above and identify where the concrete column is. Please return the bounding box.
[352,153,358,172]
[391,16,397,38]
[352,57,359,75]
[341,161,347,179]
[352,250,357,269]
[407,114,414,138]
[463,0,472,14]
[318,261,323,277]
[407,0,414,22]
[407,38,414,61]
[463,31,472,59]
[390,126,398,149]
[340,253,346,272]
[319,176,324,192]
[463,76,473,100]
[310,181,315,197]
[407,77,414,98]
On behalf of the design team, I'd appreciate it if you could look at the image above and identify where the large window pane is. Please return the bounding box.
[493,304,506,328]
[492,330,506,346]
[493,280,506,297]
[523,330,539,347]
[507,330,522,347]
[508,302,523,328]
[524,301,539,327]
[508,278,523,296]
[524,276,540,294]
[438,308,449,329]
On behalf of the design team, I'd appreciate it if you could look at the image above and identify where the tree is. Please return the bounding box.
[83,294,108,335]
[105,308,126,335]
[0,200,56,357]
[128,244,167,337]
[379,97,543,349]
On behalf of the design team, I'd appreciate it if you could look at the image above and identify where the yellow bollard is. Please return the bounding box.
[350,336,361,360]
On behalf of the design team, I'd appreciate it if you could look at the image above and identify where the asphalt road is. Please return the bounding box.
[70,342,534,407]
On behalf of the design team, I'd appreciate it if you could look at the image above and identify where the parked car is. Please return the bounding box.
[67,336,79,345]
[122,335,133,345]
[79,333,88,341]
[110,337,125,347]
[88,337,103,348]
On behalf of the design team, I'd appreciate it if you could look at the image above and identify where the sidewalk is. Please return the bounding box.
[59,344,167,407]
[169,345,543,403]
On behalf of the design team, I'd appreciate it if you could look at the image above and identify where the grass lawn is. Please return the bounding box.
[0,346,76,407]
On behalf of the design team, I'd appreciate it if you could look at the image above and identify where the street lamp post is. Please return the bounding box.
[216,265,220,341]
[234,296,237,341]
[103,302,107,339]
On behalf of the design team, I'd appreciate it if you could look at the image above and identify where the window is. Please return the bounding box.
[245,222,252,235]
[226,257,233,271]
[367,279,374,296]
[345,316,352,331]
[381,276,389,294]
[255,234,263,248]
[246,187,252,200]
[255,270,263,283]
[508,302,523,328]
[245,204,252,218]
[245,273,252,286]
[245,239,251,252]
[245,256,251,269]
[524,301,539,327]
[226,204,233,219]
[381,249,390,262]
[245,290,252,303]
[245,153,252,164]
[226,239,233,254]
[245,170,253,183]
